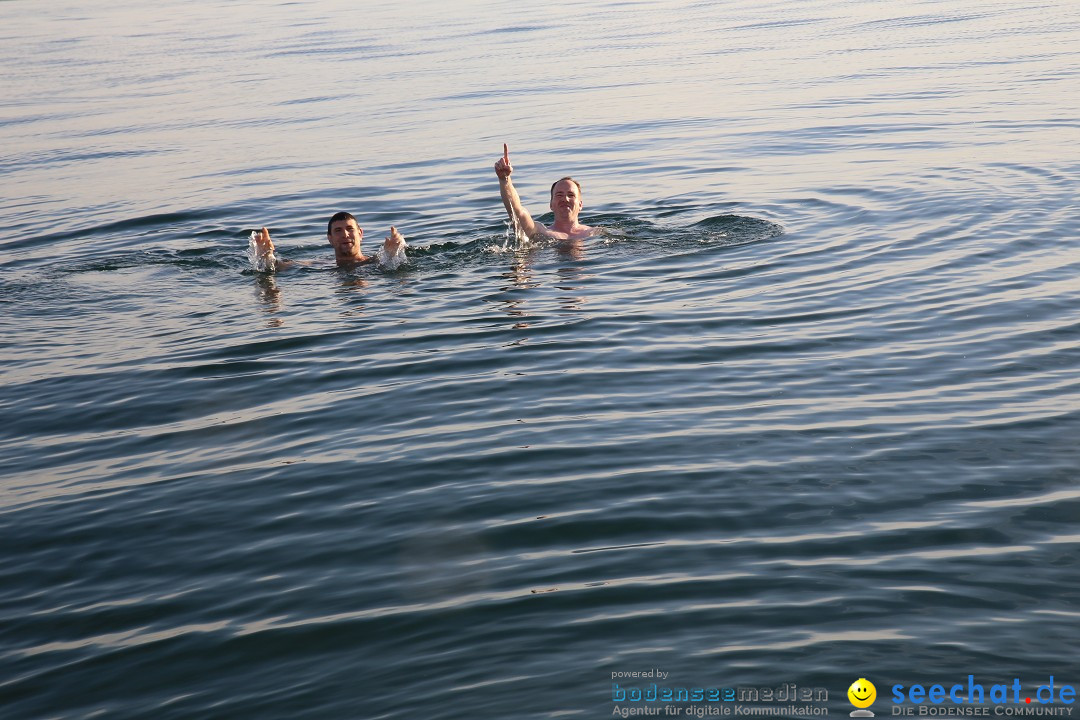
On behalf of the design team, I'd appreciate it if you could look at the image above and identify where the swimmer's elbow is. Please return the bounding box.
[520,218,541,238]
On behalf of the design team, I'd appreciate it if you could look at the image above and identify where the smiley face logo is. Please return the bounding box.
[848,678,877,709]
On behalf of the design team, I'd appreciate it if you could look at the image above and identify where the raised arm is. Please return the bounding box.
[381,226,406,256]
[373,225,408,270]
[250,227,293,271]
[494,144,542,239]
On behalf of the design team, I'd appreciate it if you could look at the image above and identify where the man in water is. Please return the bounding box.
[494,144,598,241]
[252,211,406,270]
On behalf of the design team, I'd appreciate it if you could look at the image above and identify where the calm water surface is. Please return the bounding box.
[1,0,1079,718]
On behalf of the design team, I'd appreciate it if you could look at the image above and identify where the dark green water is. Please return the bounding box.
[2,0,1079,718]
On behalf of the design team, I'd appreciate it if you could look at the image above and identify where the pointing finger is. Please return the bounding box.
[503,143,509,164]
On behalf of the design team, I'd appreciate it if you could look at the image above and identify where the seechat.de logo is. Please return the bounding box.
[848,678,877,717]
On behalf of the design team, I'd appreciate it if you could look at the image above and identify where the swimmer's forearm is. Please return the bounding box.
[498,177,515,217]
[265,257,295,271]
[499,176,538,237]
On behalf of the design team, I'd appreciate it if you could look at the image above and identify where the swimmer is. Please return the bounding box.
[251,212,407,270]
[494,144,599,241]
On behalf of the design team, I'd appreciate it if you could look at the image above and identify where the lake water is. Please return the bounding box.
[2,0,1079,718]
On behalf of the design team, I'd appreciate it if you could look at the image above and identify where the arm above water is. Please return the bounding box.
[494,144,543,239]
[249,227,294,272]
[374,226,409,269]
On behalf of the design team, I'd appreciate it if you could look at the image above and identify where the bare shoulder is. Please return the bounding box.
[542,225,599,241]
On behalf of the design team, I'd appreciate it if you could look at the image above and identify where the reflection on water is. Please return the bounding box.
[555,238,585,263]
[498,250,538,329]
[254,274,284,325]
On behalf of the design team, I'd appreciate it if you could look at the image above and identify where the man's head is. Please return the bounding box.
[549,177,583,221]
[327,211,364,262]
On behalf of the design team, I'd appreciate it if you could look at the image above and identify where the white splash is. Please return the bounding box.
[247,231,277,272]
[375,241,408,270]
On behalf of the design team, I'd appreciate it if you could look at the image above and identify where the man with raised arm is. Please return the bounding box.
[251,212,407,271]
[494,144,598,241]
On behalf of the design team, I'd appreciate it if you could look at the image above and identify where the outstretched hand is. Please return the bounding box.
[383,226,406,254]
[255,227,275,256]
[494,143,513,179]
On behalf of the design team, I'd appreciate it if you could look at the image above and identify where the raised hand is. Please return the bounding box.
[494,143,513,179]
[255,227,275,257]
[383,226,406,255]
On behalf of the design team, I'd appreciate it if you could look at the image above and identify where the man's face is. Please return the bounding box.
[328,218,363,260]
[550,179,582,220]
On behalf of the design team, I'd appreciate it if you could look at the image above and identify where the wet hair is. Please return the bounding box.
[327,211,358,235]
[550,177,582,200]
